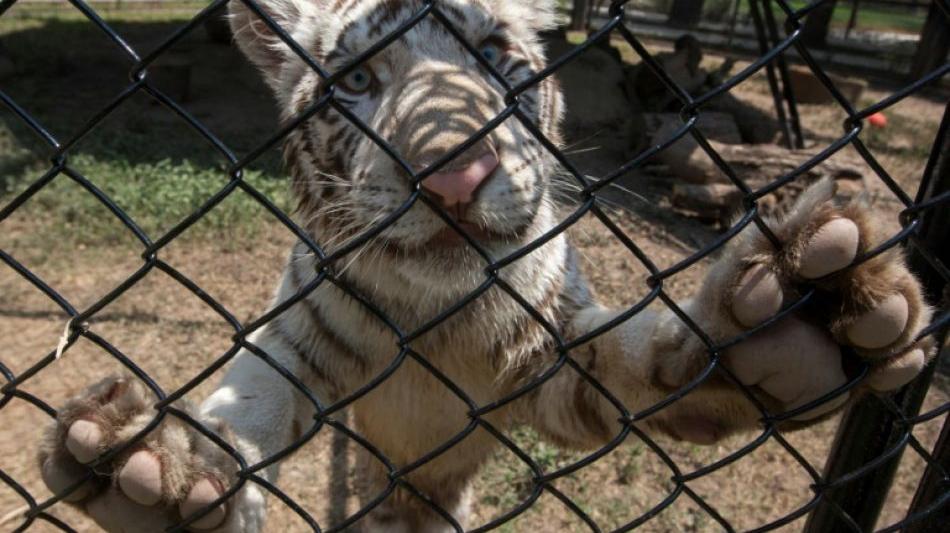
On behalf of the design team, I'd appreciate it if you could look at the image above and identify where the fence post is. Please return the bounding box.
[748,0,796,149]
[903,101,950,532]
[905,418,950,532]
[761,0,805,148]
[803,105,950,531]
[570,0,591,31]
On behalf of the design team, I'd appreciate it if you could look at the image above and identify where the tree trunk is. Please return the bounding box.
[570,0,591,31]
[0,39,14,81]
[801,0,837,48]
[668,0,706,29]
[910,1,950,80]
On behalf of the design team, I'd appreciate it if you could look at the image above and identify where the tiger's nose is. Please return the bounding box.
[420,151,499,210]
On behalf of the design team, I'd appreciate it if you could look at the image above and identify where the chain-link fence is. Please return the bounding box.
[1,0,948,531]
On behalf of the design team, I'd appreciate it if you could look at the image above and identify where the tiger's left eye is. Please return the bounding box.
[340,66,374,94]
[479,41,505,66]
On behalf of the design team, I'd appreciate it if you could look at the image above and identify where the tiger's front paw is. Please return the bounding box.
[38,376,243,532]
[716,180,934,422]
[653,179,937,433]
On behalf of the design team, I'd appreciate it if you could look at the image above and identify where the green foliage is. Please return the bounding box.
[2,148,290,247]
[767,0,925,34]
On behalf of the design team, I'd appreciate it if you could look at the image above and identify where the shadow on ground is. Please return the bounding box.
[0,17,281,183]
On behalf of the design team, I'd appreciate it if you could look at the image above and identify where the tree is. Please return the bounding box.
[910,1,950,80]
[668,0,706,29]
[570,0,591,31]
[800,0,838,49]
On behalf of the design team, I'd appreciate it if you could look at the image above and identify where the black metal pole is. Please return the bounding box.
[748,0,795,149]
[845,0,861,40]
[904,418,950,532]
[762,0,806,148]
[803,104,950,532]
[725,0,742,48]
[902,102,950,533]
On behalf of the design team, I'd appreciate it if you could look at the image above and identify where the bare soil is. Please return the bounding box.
[2,205,947,532]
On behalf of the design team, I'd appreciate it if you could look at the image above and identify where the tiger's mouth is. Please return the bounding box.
[427,222,508,247]
[376,220,529,259]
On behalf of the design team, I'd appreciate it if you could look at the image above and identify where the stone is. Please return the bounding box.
[788,65,866,105]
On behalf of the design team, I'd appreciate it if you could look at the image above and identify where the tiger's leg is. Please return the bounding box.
[353,406,502,532]
[38,268,343,533]
[354,449,477,533]
[524,179,935,447]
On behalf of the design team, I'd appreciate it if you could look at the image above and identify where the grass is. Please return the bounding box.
[561,0,927,35]
[1,107,291,247]
[786,0,926,34]
[789,0,926,34]
[2,152,289,244]
[698,0,927,35]
[1,7,290,247]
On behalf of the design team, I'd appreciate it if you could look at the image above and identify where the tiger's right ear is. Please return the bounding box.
[228,0,312,88]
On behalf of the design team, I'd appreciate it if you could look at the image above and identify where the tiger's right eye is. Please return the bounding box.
[340,66,374,94]
[480,43,503,66]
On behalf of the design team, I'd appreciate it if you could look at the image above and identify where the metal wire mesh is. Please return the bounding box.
[0,0,948,531]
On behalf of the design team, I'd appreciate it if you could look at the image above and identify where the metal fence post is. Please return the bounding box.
[761,0,805,148]
[905,418,950,532]
[748,0,796,149]
[804,103,950,532]
[903,100,950,533]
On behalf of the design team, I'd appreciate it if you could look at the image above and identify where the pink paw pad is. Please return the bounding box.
[65,420,102,464]
[118,450,164,506]
[867,348,925,391]
[799,218,860,279]
[41,458,94,502]
[789,391,849,422]
[87,488,170,531]
[733,264,783,327]
[179,476,228,530]
[846,293,909,349]
[668,415,722,445]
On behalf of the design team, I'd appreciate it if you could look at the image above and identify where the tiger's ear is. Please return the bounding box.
[228,0,313,87]
[487,0,559,32]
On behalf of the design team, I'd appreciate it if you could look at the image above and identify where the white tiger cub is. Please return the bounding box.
[38,0,935,531]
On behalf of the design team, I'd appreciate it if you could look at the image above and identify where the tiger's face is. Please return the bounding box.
[231,0,563,284]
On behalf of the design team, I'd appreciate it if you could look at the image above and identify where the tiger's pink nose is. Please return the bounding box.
[421,152,499,208]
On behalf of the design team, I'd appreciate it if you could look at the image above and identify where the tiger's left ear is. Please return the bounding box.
[229,0,321,93]
[486,0,559,33]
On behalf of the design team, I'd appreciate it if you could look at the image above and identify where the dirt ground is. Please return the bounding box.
[2,9,949,533]
[3,207,947,533]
